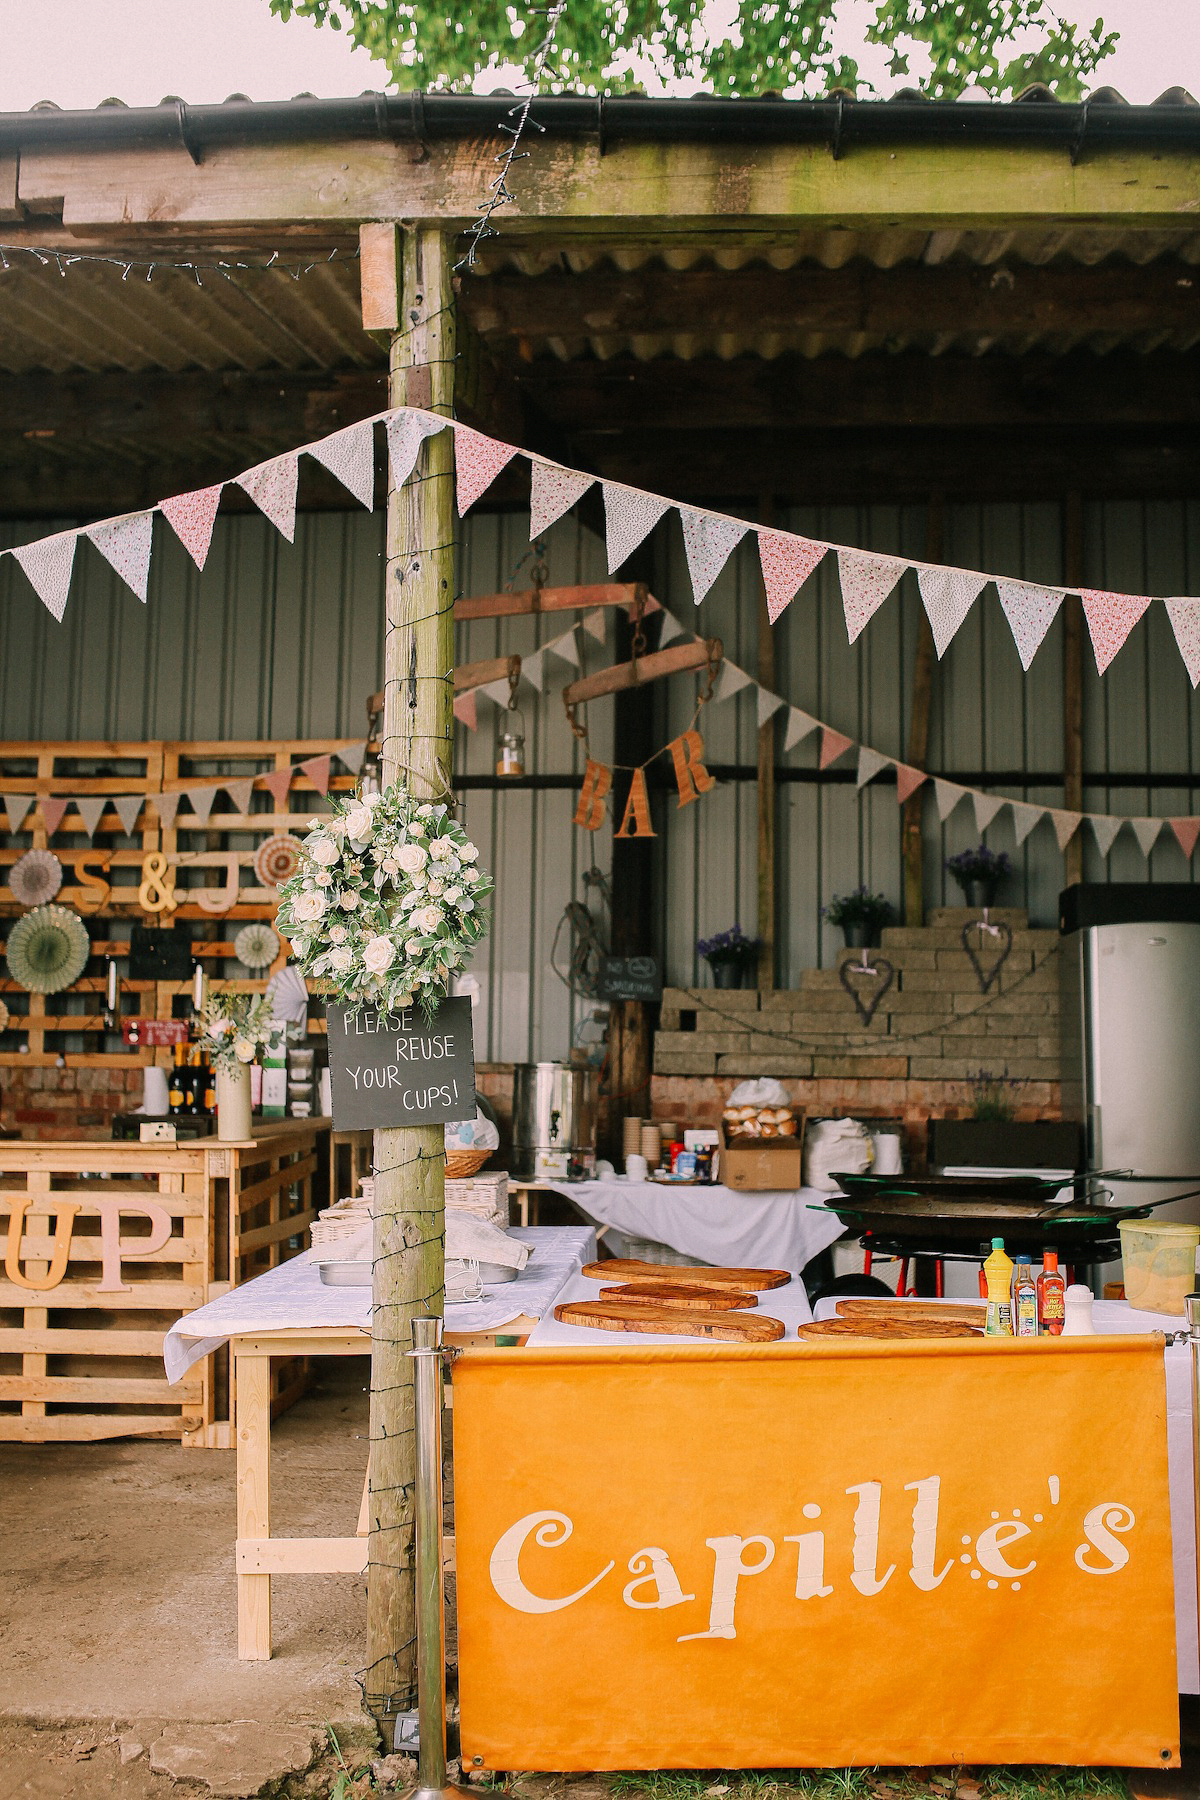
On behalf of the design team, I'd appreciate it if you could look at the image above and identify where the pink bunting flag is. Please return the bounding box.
[299,754,332,795]
[1048,808,1082,852]
[1164,598,1200,687]
[759,531,827,626]
[894,765,926,807]
[160,485,223,571]
[307,420,377,510]
[86,512,154,602]
[1171,818,1200,858]
[384,410,446,488]
[996,580,1064,673]
[224,778,255,815]
[261,767,294,807]
[1089,815,1123,857]
[819,728,853,770]
[603,484,670,574]
[11,530,78,622]
[679,509,748,605]
[529,462,594,539]
[456,427,519,516]
[453,691,478,732]
[40,797,69,837]
[836,548,906,644]
[113,795,143,836]
[155,791,182,830]
[918,567,988,659]
[74,795,108,839]
[236,453,300,543]
[1080,589,1153,676]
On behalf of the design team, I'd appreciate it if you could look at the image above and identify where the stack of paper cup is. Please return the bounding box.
[641,1123,662,1168]
[622,1116,644,1160]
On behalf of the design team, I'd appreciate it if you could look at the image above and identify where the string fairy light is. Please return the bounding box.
[0,242,359,285]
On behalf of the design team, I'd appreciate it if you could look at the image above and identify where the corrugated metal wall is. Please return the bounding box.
[3,499,1199,1053]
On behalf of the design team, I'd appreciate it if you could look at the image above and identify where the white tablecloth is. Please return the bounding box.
[529,1176,845,1272]
[526,1265,814,1347]
[162,1225,596,1385]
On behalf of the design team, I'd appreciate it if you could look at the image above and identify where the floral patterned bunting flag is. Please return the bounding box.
[996,580,1065,672]
[836,548,906,643]
[918,567,988,658]
[679,509,748,605]
[307,421,377,510]
[529,462,594,539]
[159,485,223,572]
[759,531,827,625]
[1080,589,1153,675]
[384,410,445,488]
[11,530,78,622]
[1164,598,1200,687]
[603,484,670,574]
[237,454,300,543]
[456,427,519,516]
[86,512,155,602]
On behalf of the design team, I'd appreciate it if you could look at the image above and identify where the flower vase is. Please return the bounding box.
[841,921,877,950]
[710,959,744,989]
[217,1062,253,1142]
[961,878,998,910]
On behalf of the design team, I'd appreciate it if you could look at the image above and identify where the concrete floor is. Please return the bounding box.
[0,1361,372,1733]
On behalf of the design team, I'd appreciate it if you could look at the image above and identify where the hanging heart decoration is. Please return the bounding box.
[961,918,1013,993]
[838,954,895,1026]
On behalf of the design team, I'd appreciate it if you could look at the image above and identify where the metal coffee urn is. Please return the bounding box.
[511,1061,598,1180]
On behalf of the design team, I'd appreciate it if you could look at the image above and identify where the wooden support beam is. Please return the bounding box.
[454,655,518,695]
[455,582,653,622]
[359,221,402,332]
[563,638,720,708]
[0,369,387,444]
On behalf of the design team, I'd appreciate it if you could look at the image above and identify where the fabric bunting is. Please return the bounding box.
[837,549,906,644]
[996,580,1065,673]
[714,661,753,704]
[756,688,785,730]
[87,512,154,602]
[529,462,594,539]
[298,754,332,796]
[384,410,445,488]
[919,567,988,659]
[2,796,34,835]
[582,610,608,643]
[224,778,255,815]
[261,768,293,807]
[1165,598,1200,688]
[1130,817,1163,857]
[894,765,927,807]
[603,485,670,574]
[1080,589,1153,675]
[478,676,512,708]
[155,791,182,830]
[307,421,377,511]
[856,747,891,787]
[160,484,223,572]
[237,454,299,543]
[658,612,683,647]
[972,792,1006,834]
[1171,818,1200,858]
[1048,808,1082,852]
[759,532,827,626]
[819,728,853,770]
[185,786,219,824]
[679,509,748,605]
[1090,814,1123,857]
[40,797,69,836]
[456,427,518,516]
[112,795,143,836]
[546,628,580,668]
[74,796,108,839]
[784,708,819,752]
[12,530,78,622]
[1011,802,1043,847]
[452,692,478,732]
[933,780,968,823]
[334,743,368,776]
[522,648,546,692]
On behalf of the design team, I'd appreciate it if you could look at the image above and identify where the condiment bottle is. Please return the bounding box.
[1062,1283,1096,1337]
[1013,1261,1039,1337]
[983,1237,1015,1336]
[1038,1249,1066,1336]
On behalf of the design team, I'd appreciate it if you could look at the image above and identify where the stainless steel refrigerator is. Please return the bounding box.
[1060,884,1200,1233]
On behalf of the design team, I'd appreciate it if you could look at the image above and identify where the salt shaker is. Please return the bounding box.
[1061,1283,1096,1337]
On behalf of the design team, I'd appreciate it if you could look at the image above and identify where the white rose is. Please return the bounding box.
[429,835,456,861]
[234,1037,256,1063]
[344,802,374,842]
[414,905,444,935]
[363,935,396,974]
[329,924,348,945]
[293,889,326,922]
[338,889,361,910]
[405,941,423,959]
[309,835,339,866]
[316,869,333,888]
[396,843,427,874]
[427,877,444,897]
[382,856,398,873]
[443,885,463,905]
[328,945,354,973]
[459,843,479,863]
[418,804,434,817]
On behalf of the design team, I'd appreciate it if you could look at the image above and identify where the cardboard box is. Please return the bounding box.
[718,1118,806,1191]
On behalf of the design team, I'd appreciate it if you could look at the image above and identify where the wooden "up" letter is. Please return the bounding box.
[614,768,656,840]
[666,729,716,809]
[573,759,612,831]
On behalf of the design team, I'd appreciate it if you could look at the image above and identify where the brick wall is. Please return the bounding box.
[1,1066,142,1139]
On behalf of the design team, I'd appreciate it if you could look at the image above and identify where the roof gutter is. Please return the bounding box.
[2,91,1199,157]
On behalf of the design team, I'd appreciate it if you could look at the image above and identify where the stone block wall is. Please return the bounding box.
[0,1065,145,1139]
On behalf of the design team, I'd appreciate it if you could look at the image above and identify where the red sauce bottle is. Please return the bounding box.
[1038,1248,1066,1336]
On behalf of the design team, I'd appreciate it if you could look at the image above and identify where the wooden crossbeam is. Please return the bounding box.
[455,582,657,621]
[563,638,721,707]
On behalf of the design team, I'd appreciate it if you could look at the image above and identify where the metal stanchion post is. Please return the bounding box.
[410,1316,472,1800]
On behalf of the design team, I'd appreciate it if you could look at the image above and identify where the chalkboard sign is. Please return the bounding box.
[597,955,662,1003]
[326,997,476,1131]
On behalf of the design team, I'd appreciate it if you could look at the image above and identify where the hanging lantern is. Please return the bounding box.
[495,655,526,779]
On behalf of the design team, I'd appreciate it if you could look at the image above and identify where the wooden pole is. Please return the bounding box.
[756,495,777,990]
[902,498,942,926]
[363,224,456,1731]
[1063,491,1086,889]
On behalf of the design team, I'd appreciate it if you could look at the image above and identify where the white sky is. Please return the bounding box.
[0,0,1194,110]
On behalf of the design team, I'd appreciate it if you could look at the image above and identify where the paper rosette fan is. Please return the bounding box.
[9,849,63,908]
[5,904,91,994]
[235,922,280,970]
[0,998,8,1031]
[253,833,302,890]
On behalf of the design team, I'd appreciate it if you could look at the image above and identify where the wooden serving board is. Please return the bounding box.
[583,1259,790,1291]
[555,1299,786,1342]
[798,1317,982,1340]
[835,1299,986,1328]
[600,1282,757,1310]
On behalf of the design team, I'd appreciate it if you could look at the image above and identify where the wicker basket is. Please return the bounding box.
[445,1147,490,1179]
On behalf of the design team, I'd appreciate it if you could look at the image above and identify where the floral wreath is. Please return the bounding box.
[275,783,492,1019]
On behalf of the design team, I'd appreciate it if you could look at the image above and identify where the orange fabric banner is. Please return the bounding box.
[455,1339,1178,1771]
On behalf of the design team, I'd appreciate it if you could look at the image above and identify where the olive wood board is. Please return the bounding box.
[600,1282,757,1310]
[583,1259,790,1291]
[798,1317,983,1340]
[835,1299,986,1327]
[555,1299,786,1342]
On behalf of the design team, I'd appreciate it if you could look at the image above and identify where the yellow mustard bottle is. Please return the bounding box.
[983,1237,1015,1336]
